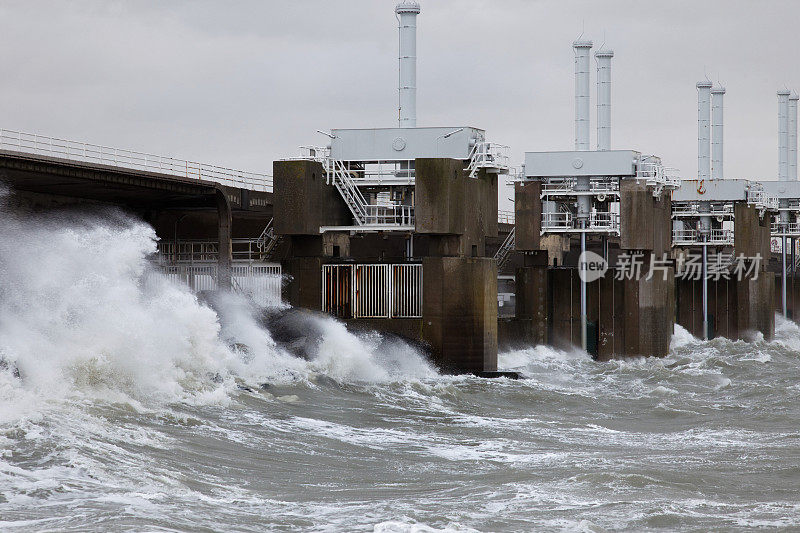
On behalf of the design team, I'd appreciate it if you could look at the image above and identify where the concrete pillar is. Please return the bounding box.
[216,189,232,291]
[422,256,498,374]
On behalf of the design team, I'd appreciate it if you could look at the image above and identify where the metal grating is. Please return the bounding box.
[322,263,422,319]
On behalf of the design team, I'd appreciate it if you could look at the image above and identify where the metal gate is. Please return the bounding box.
[322,263,422,319]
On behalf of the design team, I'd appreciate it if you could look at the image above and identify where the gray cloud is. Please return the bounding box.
[0,0,798,210]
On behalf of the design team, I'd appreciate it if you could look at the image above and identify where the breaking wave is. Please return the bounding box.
[1,200,799,531]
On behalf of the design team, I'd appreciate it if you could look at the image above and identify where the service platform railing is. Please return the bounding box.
[671,203,734,218]
[672,228,734,246]
[747,187,779,213]
[0,129,273,192]
[466,141,510,178]
[498,210,515,224]
[771,222,800,236]
[541,211,620,233]
[156,239,269,263]
[636,157,681,196]
[540,177,620,197]
[364,204,415,226]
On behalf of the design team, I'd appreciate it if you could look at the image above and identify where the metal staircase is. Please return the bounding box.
[327,159,368,225]
[257,218,283,260]
[466,141,510,178]
[494,226,516,270]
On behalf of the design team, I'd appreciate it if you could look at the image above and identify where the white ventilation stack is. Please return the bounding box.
[710,86,725,180]
[573,39,592,354]
[595,49,613,151]
[396,2,421,128]
[574,40,593,151]
[573,40,593,222]
[779,90,790,181]
[790,92,799,180]
[697,81,713,181]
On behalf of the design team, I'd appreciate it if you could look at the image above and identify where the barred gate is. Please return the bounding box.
[322,263,422,319]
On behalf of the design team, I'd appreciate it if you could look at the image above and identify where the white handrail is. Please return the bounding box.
[0,128,272,192]
[498,210,515,224]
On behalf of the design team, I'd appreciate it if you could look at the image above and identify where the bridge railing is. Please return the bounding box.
[0,129,272,192]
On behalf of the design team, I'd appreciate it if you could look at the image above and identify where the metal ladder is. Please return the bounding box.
[494,226,516,270]
[256,218,283,260]
[327,159,368,225]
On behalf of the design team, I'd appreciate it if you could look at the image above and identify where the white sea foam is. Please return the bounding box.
[0,206,436,419]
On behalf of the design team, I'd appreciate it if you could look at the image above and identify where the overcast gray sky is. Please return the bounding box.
[1,0,799,209]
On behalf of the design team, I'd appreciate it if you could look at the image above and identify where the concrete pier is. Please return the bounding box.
[504,167,676,359]
[273,156,501,375]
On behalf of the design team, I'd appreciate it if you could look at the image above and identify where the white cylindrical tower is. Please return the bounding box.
[779,90,790,181]
[711,86,725,180]
[574,40,593,151]
[697,81,712,181]
[595,49,613,151]
[790,92,798,180]
[396,2,421,128]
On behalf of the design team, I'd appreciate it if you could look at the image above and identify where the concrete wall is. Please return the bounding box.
[620,181,672,254]
[514,181,542,251]
[273,160,350,235]
[422,256,498,373]
[415,158,497,257]
[502,264,674,359]
[734,203,772,260]
[676,274,775,341]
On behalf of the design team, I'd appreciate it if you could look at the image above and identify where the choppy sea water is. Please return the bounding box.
[2,206,800,532]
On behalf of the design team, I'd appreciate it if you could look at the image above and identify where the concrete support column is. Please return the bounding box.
[216,189,233,291]
[422,256,497,374]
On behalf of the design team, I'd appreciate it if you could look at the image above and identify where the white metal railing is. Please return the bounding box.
[542,211,572,230]
[747,187,779,212]
[590,211,619,229]
[672,228,734,245]
[321,263,422,319]
[672,229,698,245]
[256,218,282,260]
[541,211,619,233]
[0,129,272,192]
[156,239,268,263]
[466,141,510,178]
[295,145,330,162]
[494,227,516,270]
[348,160,415,184]
[636,157,681,196]
[540,177,620,197]
[364,204,415,226]
[325,159,415,228]
[328,159,369,224]
[671,202,734,218]
[498,210,515,224]
[772,221,800,236]
[151,262,281,306]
